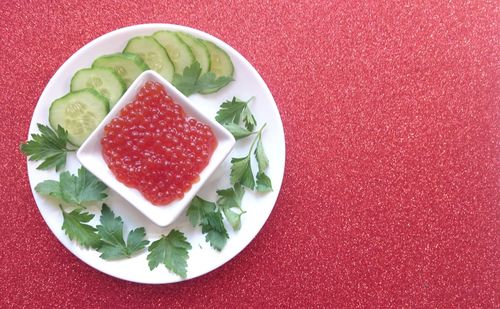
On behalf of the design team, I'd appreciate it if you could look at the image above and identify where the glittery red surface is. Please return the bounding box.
[1,1,499,307]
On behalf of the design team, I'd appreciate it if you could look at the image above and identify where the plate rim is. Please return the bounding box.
[26,23,286,284]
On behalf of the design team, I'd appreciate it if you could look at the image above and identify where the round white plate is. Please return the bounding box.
[26,24,285,284]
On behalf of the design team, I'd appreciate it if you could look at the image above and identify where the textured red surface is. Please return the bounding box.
[1,1,498,307]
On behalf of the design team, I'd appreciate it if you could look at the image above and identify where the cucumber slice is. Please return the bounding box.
[92,53,149,87]
[49,89,109,146]
[70,67,126,108]
[200,40,234,94]
[123,36,174,81]
[153,31,195,74]
[176,32,210,75]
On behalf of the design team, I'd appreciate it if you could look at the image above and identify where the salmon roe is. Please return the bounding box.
[101,81,217,205]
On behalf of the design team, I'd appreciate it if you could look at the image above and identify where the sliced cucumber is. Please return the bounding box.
[49,89,109,146]
[153,31,195,74]
[123,36,174,81]
[200,40,234,93]
[92,53,149,87]
[70,67,126,108]
[176,32,210,75]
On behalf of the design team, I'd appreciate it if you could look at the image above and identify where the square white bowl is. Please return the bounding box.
[77,70,236,227]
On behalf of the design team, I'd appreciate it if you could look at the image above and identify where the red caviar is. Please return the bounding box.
[101,81,217,205]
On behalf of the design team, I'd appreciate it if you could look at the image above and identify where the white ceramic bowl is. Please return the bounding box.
[77,70,236,227]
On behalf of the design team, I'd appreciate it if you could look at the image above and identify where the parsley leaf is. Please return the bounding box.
[215,97,246,124]
[197,72,233,93]
[201,211,228,251]
[230,124,271,191]
[35,167,107,207]
[220,208,243,232]
[256,172,273,192]
[187,196,229,250]
[186,196,216,227]
[147,230,192,278]
[126,228,150,254]
[254,128,272,192]
[34,180,62,200]
[173,61,233,96]
[60,168,108,205]
[60,206,101,249]
[222,123,255,140]
[215,97,256,131]
[20,124,75,171]
[217,184,244,210]
[217,184,246,231]
[230,156,255,189]
[96,204,149,260]
[241,106,257,131]
[172,61,201,96]
[254,133,269,172]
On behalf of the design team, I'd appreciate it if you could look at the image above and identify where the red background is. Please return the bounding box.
[1,1,498,307]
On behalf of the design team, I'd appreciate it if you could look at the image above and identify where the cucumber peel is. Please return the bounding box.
[92,53,149,87]
[70,67,126,108]
[199,40,234,93]
[123,36,175,81]
[153,31,195,74]
[176,32,211,75]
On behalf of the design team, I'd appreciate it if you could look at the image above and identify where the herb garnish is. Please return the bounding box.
[35,167,107,207]
[20,124,75,171]
[147,230,192,278]
[173,62,233,96]
[96,204,149,260]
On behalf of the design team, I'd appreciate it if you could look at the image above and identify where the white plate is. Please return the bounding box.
[26,24,285,284]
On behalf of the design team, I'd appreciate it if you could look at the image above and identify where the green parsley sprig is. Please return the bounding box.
[61,202,191,278]
[96,204,150,260]
[172,61,233,96]
[147,230,192,278]
[187,196,229,251]
[35,167,108,207]
[215,96,273,191]
[60,203,152,258]
[216,96,257,139]
[186,185,246,251]
[60,205,101,249]
[254,129,273,192]
[61,200,192,276]
[20,124,76,171]
[216,184,246,231]
[230,124,272,191]
[186,95,274,252]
